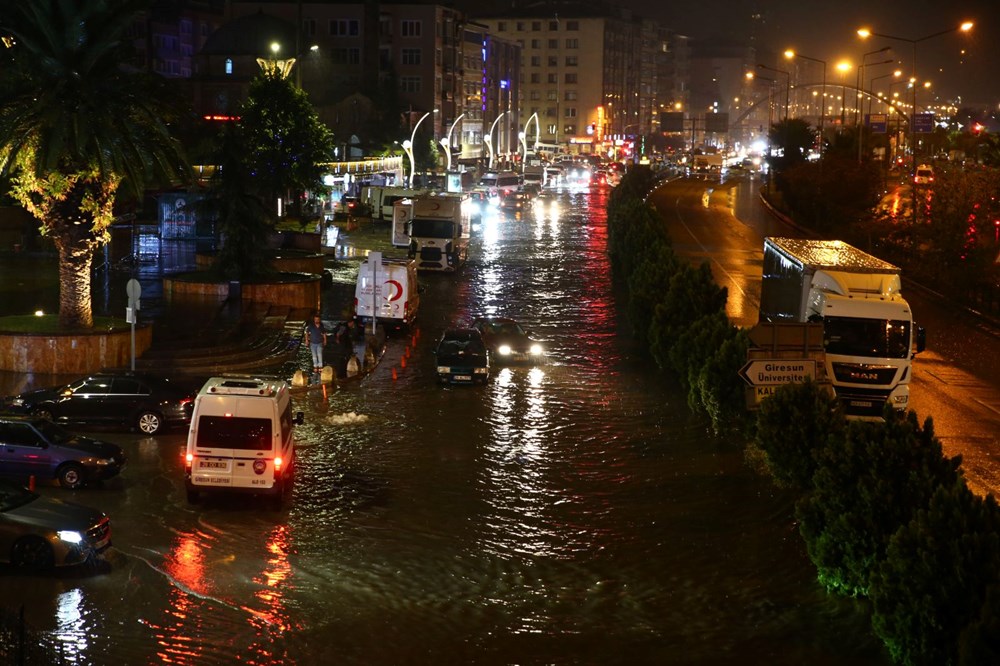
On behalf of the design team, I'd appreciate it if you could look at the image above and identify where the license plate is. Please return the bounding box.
[850,400,873,408]
[454,375,472,382]
[199,476,231,485]
[199,461,227,469]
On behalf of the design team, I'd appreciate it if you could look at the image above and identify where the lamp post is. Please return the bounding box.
[856,47,892,125]
[757,64,790,122]
[402,109,438,188]
[858,21,973,177]
[520,111,539,172]
[869,69,903,166]
[784,50,826,159]
[440,113,466,172]
[484,111,506,171]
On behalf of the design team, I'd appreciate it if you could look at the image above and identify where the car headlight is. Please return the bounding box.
[437,366,450,373]
[57,530,83,544]
[474,367,488,374]
[498,344,512,356]
[10,397,24,406]
[529,344,543,355]
[95,458,115,466]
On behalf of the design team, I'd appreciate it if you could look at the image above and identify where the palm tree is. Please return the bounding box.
[0,0,190,329]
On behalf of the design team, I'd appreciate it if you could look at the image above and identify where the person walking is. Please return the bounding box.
[306,313,328,372]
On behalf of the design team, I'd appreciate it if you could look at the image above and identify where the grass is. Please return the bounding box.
[0,314,130,334]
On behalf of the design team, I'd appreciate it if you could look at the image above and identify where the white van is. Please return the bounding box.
[184,376,302,508]
[391,197,414,248]
[354,252,420,329]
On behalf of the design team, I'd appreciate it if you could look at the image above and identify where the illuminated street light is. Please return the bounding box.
[857,21,973,176]
[785,49,827,158]
[440,112,466,172]
[402,109,438,188]
[520,111,539,172]
[484,111,506,171]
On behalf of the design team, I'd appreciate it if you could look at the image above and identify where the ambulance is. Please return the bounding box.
[354,252,421,329]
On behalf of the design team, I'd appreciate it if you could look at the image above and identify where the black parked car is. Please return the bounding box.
[433,328,491,385]
[0,479,112,569]
[4,372,195,435]
[0,416,126,489]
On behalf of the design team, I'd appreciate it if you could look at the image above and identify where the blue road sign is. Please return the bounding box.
[913,113,935,134]
[867,113,887,133]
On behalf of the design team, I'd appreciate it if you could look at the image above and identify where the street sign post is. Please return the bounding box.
[741,322,826,409]
[739,359,816,386]
[368,251,382,335]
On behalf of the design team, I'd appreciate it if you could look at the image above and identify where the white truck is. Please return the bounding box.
[691,153,724,173]
[407,193,470,272]
[354,252,420,329]
[759,237,926,418]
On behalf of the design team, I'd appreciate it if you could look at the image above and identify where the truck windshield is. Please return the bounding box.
[410,218,455,238]
[823,316,910,359]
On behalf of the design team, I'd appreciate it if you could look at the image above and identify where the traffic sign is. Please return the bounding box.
[739,359,816,387]
[126,278,141,305]
[913,113,935,134]
[867,113,887,133]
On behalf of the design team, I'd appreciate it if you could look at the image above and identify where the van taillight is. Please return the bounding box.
[274,457,283,472]
[185,452,193,468]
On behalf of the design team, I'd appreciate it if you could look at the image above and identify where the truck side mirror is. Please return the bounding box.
[915,326,926,354]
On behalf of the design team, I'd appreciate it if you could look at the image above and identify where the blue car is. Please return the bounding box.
[0,417,126,489]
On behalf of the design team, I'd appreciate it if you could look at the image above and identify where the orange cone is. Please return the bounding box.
[401,357,407,368]
[28,475,35,491]
[405,347,411,358]
[392,367,398,380]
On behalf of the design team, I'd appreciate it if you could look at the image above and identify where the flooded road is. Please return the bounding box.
[4,185,886,664]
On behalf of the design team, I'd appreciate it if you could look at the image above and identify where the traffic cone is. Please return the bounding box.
[401,356,407,368]
[28,475,35,491]
[392,367,398,380]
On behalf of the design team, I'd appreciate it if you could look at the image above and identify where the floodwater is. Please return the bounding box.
[2,185,887,664]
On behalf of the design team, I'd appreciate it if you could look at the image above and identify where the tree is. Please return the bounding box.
[239,68,334,222]
[0,0,190,328]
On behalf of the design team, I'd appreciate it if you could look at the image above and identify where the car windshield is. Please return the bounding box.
[480,321,524,337]
[0,482,38,512]
[823,316,911,359]
[33,419,75,445]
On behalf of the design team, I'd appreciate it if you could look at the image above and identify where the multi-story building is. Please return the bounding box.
[474,1,663,158]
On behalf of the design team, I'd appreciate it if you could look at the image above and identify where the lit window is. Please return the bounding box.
[225,58,232,75]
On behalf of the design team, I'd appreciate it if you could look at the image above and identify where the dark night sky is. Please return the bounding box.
[463,0,998,107]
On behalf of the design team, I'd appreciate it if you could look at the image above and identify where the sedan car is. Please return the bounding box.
[4,372,194,435]
[471,317,544,364]
[0,416,126,489]
[0,479,112,569]
[433,328,490,385]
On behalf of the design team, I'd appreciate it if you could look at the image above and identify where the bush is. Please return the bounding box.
[691,327,751,434]
[626,241,679,346]
[797,410,962,598]
[648,262,727,374]
[753,380,845,491]
[871,481,1000,665]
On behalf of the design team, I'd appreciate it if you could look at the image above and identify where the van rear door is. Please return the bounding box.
[190,401,277,490]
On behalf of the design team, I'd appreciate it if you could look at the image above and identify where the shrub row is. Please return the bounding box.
[606,169,1000,665]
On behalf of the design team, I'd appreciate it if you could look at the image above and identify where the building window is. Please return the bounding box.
[331,48,361,65]
[402,48,421,65]
[566,38,579,49]
[549,20,558,31]
[303,18,316,37]
[530,56,540,67]
[497,21,506,32]
[547,124,557,135]
[531,39,540,48]
[564,90,578,101]
[530,73,540,84]
[547,90,557,101]
[516,22,524,31]
[532,21,541,31]
[547,73,557,84]
[329,19,360,36]
[401,20,421,37]
[548,39,558,49]
[548,56,557,67]
[530,90,540,101]
[564,124,576,135]
[566,20,579,31]
[564,73,578,84]
[224,58,232,75]
[400,76,421,92]
[565,56,578,66]
[564,107,577,118]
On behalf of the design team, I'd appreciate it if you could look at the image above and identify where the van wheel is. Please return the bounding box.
[58,463,86,489]
[136,411,162,435]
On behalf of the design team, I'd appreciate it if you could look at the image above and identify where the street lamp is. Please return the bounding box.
[440,112,466,172]
[520,111,539,172]
[402,109,438,188]
[757,63,790,121]
[857,21,973,174]
[484,111,506,171]
[856,47,892,125]
[784,49,826,158]
[870,69,903,165]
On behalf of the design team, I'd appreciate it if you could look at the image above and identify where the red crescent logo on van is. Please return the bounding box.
[386,280,403,301]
